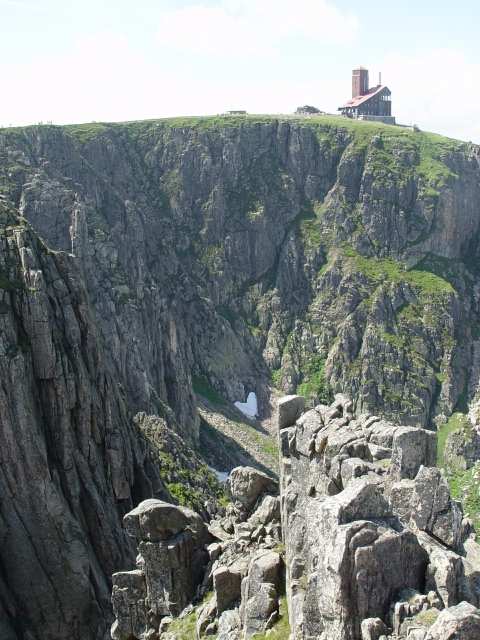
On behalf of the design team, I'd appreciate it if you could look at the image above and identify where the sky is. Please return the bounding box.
[1,0,479,142]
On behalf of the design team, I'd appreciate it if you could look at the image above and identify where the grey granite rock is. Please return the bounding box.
[424,601,480,639]
[112,501,209,638]
[214,566,243,614]
[279,396,479,639]
[229,467,278,510]
[409,467,463,549]
[278,395,305,429]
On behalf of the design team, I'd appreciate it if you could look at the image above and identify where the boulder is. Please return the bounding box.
[360,617,389,640]
[196,595,218,639]
[410,466,463,549]
[418,532,466,607]
[124,499,207,543]
[213,565,243,614]
[112,500,209,637]
[217,609,241,640]
[240,552,282,638]
[229,467,278,510]
[248,495,280,527]
[246,551,282,591]
[278,395,305,429]
[111,570,148,640]
[388,479,415,521]
[333,479,391,524]
[241,582,278,639]
[425,601,480,639]
[389,427,436,481]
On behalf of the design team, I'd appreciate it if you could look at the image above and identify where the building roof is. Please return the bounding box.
[341,84,388,109]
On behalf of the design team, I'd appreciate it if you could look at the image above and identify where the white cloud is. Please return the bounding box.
[382,49,480,142]
[157,0,359,56]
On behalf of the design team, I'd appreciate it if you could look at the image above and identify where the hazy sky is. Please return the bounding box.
[1,0,479,142]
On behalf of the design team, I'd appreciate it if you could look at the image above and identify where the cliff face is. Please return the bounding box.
[0,202,168,640]
[0,115,480,639]
[2,117,480,433]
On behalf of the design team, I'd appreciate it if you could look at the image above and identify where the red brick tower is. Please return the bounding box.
[352,67,369,98]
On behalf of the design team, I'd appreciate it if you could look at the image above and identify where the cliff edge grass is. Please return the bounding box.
[0,113,469,188]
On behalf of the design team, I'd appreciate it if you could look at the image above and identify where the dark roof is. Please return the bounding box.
[341,85,389,108]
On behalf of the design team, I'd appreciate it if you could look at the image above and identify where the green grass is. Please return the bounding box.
[380,331,406,350]
[397,303,421,323]
[251,596,290,640]
[437,412,471,467]
[449,462,480,534]
[343,246,455,298]
[271,368,283,389]
[64,122,109,143]
[167,610,197,639]
[437,413,480,535]
[417,132,461,192]
[199,244,224,271]
[413,608,440,628]
[192,376,226,406]
[259,435,278,459]
[296,356,332,405]
[298,200,328,247]
[166,482,205,508]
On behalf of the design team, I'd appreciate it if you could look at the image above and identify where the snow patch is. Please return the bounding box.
[209,467,229,483]
[234,392,258,418]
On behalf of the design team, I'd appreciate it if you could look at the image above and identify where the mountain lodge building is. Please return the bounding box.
[339,67,395,125]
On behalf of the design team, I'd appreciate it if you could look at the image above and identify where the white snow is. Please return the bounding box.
[209,467,229,483]
[234,391,258,418]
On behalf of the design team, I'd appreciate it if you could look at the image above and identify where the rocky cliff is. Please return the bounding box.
[1,114,480,639]
[111,395,480,640]
[2,117,480,430]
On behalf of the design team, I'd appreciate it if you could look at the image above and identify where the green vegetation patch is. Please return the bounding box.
[298,200,328,248]
[252,596,290,640]
[380,331,406,350]
[167,610,197,639]
[437,412,480,535]
[449,462,480,534]
[296,356,332,405]
[416,132,462,193]
[166,482,205,508]
[271,368,283,389]
[343,247,455,298]
[437,412,471,467]
[413,608,440,628]
[64,122,109,143]
[200,244,224,271]
[192,376,226,406]
[138,415,227,512]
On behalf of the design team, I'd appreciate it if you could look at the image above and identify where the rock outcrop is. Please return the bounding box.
[112,500,209,639]
[109,396,480,640]
[278,394,480,639]
[425,602,480,639]
[0,203,172,640]
[112,465,283,640]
